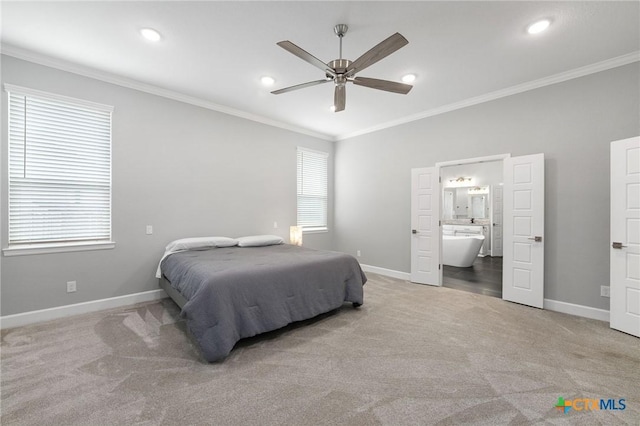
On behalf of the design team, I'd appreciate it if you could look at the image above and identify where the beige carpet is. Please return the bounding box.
[2,273,639,425]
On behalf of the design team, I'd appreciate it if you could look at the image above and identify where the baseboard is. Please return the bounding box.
[543,298,610,322]
[0,289,168,329]
[0,264,408,329]
[360,264,411,281]
[0,275,610,330]
[360,263,610,323]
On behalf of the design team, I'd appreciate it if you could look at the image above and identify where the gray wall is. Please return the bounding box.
[0,56,333,316]
[334,63,640,311]
[2,55,639,317]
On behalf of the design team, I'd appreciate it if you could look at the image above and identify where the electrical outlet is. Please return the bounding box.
[146,225,153,235]
[273,221,278,229]
[357,250,361,257]
[600,286,610,298]
[67,281,77,293]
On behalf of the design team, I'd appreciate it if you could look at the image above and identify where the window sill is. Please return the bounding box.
[303,227,328,234]
[3,241,116,257]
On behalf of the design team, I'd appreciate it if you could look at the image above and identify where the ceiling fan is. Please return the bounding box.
[271,24,413,112]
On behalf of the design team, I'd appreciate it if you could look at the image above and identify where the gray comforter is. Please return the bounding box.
[161,244,366,362]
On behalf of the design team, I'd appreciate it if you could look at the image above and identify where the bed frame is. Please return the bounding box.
[159,276,187,309]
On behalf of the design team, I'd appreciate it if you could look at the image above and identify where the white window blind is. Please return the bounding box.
[7,84,113,246]
[297,147,328,230]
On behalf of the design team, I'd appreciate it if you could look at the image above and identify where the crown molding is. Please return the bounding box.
[0,44,335,142]
[335,50,640,141]
[3,44,637,143]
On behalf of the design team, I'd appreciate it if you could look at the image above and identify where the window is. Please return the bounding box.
[5,84,113,254]
[297,147,328,231]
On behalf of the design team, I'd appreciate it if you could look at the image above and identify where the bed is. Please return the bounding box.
[158,236,366,362]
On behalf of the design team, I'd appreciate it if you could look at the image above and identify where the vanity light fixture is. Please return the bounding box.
[527,19,551,35]
[450,177,472,184]
[448,176,474,188]
[140,28,162,42]
[468,186,489,195]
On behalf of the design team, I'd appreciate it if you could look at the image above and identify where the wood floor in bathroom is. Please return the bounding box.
[443,256,503,298]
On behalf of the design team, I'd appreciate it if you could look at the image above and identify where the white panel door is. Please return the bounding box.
[610,136,640,337]
[491,185,504,257]
[410,167,441,286]
[503,154,544,308]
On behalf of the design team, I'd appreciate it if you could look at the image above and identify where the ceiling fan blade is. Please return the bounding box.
[346,33,408,76]
[271,79,331,95]
[277,41,336,77]
[352,77,413,94]
[334,85,346,112]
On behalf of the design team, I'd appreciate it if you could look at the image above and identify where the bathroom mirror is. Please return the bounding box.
[443,186,489,219]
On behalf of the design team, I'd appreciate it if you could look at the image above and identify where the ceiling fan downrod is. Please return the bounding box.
[329,24,351,77]
[334,24,348,59]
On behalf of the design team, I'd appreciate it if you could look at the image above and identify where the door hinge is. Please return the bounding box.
[439,264,441,270]
[439,220,441,226]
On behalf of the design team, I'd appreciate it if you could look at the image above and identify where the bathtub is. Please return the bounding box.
[442,235,485,267]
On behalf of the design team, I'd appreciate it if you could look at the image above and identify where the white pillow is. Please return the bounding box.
[236,235,284,247]
[165,236,238,252]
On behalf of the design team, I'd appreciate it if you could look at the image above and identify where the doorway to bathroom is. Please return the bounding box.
[440,160,504,298]
[410,152,545,309]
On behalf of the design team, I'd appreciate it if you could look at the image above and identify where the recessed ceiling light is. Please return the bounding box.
[402,74,416,83]
[261,76,275,86]
[527,19,551,35]
[140,28,162,42]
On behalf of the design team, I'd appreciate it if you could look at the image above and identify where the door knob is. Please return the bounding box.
[612,242,627,249]
[412,229,418,234]
[527,236,542,242]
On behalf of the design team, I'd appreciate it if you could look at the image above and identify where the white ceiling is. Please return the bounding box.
[2,1,639,141]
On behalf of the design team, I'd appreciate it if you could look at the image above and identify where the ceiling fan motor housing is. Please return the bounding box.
[328,59,352,75]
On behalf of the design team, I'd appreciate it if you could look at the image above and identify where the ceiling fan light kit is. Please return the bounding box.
[272,24,413,112]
